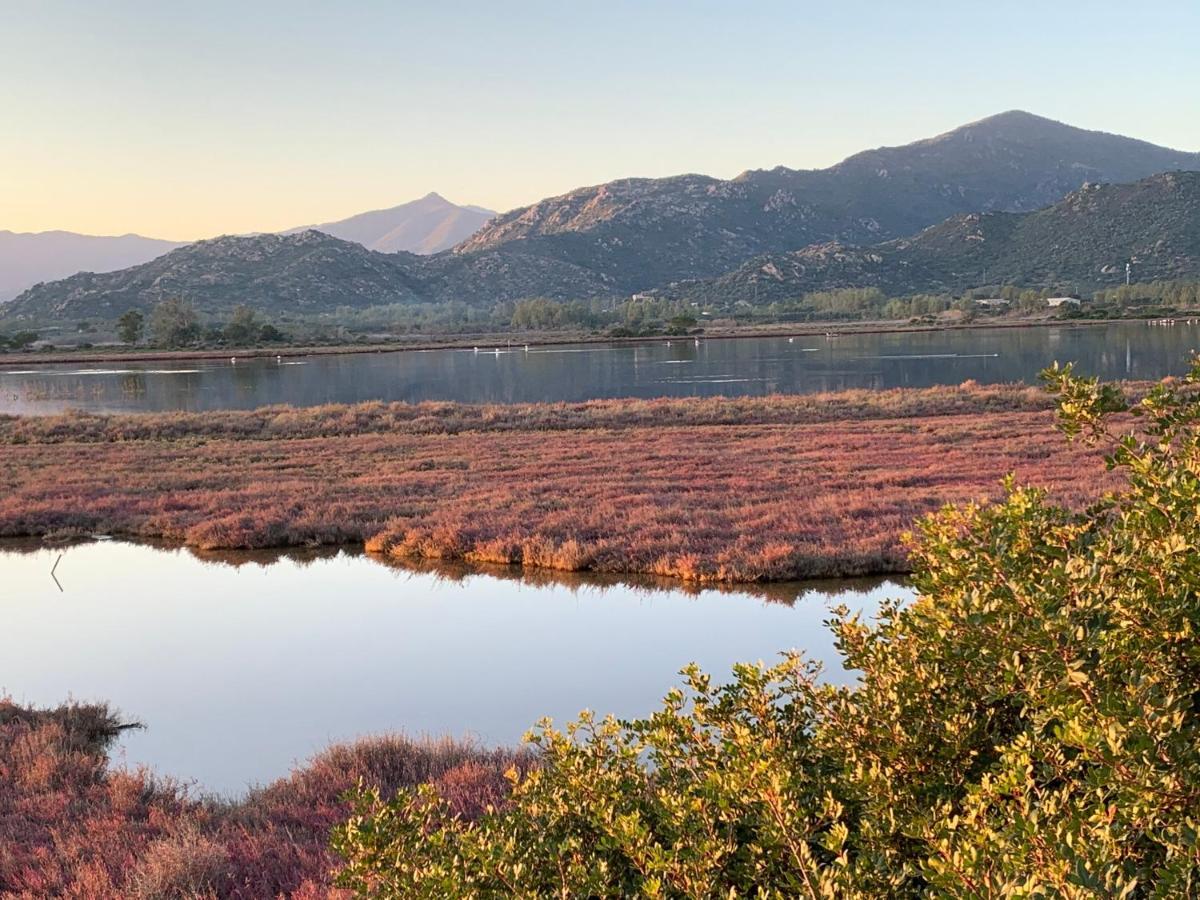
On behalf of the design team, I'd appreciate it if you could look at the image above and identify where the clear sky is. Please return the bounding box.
[2,0,1197,240]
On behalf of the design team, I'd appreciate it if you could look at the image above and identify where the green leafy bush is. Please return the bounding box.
[334,362,1200,898]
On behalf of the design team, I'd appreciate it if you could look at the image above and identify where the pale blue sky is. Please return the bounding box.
[2,0,1197,239]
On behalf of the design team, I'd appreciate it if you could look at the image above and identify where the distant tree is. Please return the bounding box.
[0,331,38,351]
[116,310,145,345]
[223,305,260,344]
[149,298,200,347]
[257,323,287,343]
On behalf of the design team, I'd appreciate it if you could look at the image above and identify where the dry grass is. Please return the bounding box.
[0,699,529,899]
[0,384,1113,582]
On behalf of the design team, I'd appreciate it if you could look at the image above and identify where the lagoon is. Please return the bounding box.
[2,321,1198,414]
[1,540,906,795]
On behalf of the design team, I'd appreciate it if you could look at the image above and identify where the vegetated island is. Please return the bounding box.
[0,381,1114,583]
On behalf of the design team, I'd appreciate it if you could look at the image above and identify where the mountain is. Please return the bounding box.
[455,111,1200,293]
[0,230,612,322]
[0,231,184,302]
[8,112,1200,323]
[661,172,1200,303]
[287,192,496,254]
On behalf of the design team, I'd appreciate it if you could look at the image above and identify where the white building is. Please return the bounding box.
[1046,297,1081,308]
[974,298,1010,308]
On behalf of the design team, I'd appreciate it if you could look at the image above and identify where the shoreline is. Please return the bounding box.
[0,314,1091,367]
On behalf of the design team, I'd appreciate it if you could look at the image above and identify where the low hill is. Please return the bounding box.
[663,172,1200,303]
[0,231,612,322]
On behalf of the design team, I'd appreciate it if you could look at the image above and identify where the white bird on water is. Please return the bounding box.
[473,346,479,354]
[788,337,794,344]
[230,357,237,364]
[694,338,700,347]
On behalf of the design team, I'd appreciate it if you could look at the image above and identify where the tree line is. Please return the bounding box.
[116,299,288,348]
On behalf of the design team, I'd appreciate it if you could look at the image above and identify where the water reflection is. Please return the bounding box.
[0,539,909,795]
[3,321,1199,414]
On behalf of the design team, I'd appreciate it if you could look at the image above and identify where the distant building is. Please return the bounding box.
[1046,297,1081,308]
[974,298,1010,308]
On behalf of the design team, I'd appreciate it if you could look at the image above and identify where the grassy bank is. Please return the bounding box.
[0,383,1112,582]
[0,700,526,898]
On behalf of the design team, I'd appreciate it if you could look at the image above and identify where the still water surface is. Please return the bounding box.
[2,540,907,795]
[2,322,1197,414]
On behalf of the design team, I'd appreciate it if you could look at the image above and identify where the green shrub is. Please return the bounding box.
[334,361,1200,898]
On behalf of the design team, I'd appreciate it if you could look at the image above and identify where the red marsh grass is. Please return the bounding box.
[0,383,1115,583]
[0,699,528,899]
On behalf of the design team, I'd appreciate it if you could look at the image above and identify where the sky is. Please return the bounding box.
[2,0,1198,241]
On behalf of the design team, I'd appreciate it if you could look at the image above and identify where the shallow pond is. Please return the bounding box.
[2,321,1198,413]
[0,540,908,795]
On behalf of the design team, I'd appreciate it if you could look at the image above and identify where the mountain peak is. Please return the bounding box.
[287,195,496,255]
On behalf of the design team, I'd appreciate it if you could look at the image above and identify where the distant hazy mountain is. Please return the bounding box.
[662,172,1200,302]
[456,110,1200,292]
[0,231,184,302]
[288,193,495,254]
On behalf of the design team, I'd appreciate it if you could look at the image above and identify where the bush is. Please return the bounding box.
[334,361,1200,897]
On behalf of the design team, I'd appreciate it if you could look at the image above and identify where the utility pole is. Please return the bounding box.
[1126,261,1131,286]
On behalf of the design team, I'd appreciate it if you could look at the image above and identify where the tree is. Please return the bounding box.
[149,298,200,347]
[222,305,259,344]
[116,310,144,345]
[334,361,1200,897]
[0,331,38,351]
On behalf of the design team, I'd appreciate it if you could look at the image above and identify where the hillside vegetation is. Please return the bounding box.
[666,172,1200,303]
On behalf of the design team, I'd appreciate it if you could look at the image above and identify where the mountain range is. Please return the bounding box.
[0,194,494,302]
[5,111,1200,323]
[658,171,1200,303]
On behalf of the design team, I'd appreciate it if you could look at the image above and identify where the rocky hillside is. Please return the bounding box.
[455,111,1200,292]
[1,231,612,322]
[287,192,495,254]
[662,172,1200,303]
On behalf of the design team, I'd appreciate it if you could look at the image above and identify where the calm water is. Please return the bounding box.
[1,540,907,795]
[2,322,1197,414]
